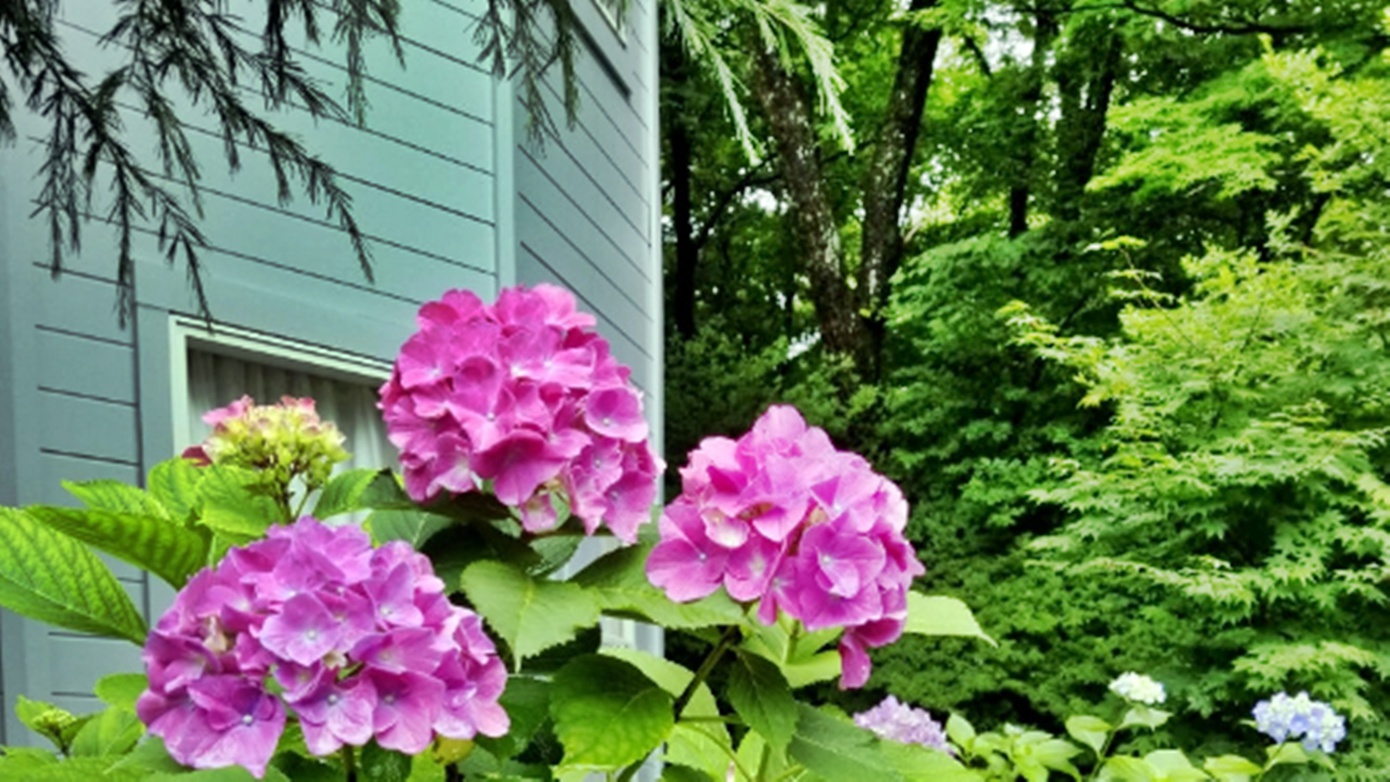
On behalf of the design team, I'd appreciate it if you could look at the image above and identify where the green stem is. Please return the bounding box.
[755,741,773,781]
[342,744,356,782]
[616,625,742,782]
[1085,729,1115,782]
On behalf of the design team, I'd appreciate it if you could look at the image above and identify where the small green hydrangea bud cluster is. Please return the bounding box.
[185,396,348,493]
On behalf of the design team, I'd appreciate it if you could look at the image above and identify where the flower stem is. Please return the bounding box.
[615,625,743,782]
[342,744,356,782]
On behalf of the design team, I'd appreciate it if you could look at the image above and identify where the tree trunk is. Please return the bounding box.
[1009,9,1057,237]
[858,0,943,369]
[749,45,866,357]
[1054,27,1122,222]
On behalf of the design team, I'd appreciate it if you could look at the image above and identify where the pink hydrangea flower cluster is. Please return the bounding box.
[379,284,662,542]
[136,517,508,778]
[646,405,924,689]
[183,395,348,491]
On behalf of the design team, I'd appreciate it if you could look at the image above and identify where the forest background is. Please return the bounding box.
[660,0,1390,777]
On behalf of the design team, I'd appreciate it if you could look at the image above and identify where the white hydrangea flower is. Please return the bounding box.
[1109,672,1166,705]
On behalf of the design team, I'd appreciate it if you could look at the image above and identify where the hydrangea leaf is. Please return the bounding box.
[1203,754,1263,781]
[475,675,550,760]
[148,766,292,781]
[358,742,412,781]
[460,560,600,663]
[62,479,170,521]
[197,465,284,542]
[94,673,149,711]
[1100,756,1159,782]
[903,593,995,646]
[25,505,209,588]
[1065,715,1111,756]
[312,468,384,520]
[366,509,454,549]
[728,651,798,752]
[787,704,906,782]
[1119,705,1170,731]
[604,648,728,781]
[146,458,204,524]
[572,543,745,629]
[661,764,717,782]
[0,508,148,644]
[550,654,674,772]
[68,707,142,758]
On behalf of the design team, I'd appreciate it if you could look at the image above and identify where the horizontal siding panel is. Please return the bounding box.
[31,268,132,345]
[38,392,139,465]
[517,137,646,260]
[517,155,649,293]
[534,65,648,207]
[48,635,142,698]
[134,252,435,364]
[35,331,135,404]
[165,130,496,267]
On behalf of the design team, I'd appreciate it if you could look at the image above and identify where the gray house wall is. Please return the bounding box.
[0,0,660,745]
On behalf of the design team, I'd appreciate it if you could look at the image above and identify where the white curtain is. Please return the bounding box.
[185,349,393,474]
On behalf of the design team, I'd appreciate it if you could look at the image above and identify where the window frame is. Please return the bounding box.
[167,317,391,454]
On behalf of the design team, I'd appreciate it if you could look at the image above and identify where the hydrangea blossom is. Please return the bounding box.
[379,285,662,542]
[853,695,951,753]
[136,517,508,777]
[183,395,348,491]
[647,405,924,688]
[1108,672,1166,706]
[1253,691,1346,753]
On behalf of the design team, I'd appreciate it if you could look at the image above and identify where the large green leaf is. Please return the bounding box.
[604,648,728,782]
[367,508,454,549]
[63,480,169,520]
[460,561,600,663]
[550,655,674,772]
[95,673,149,711]
[197,465,284,542]
[26,505,209,588]
[476,675,551,760]
[572,543,745,628]
[903,593,995,646]
[68,707,142,758]
[146,458,204,523]
[788,704,905,782]
[727,651,797,752]
[0,508,148,644]
[312,468,383,520]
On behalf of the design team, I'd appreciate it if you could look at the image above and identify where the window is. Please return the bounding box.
[171,319,393,472]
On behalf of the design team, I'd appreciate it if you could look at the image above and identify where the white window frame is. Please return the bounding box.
[167,317,391,454]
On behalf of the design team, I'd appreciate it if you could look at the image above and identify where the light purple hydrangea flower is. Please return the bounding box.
[136,517,509,778]
[379,285,663,542]
[854,695,951,753]
[1253,691,1346,753]
[647,405,924,689]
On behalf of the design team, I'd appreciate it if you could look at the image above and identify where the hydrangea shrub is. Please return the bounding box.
[137,517,507,776]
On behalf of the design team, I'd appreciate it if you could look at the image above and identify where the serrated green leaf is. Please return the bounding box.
[1101,756,1160,782]
[550,654,674,772]
[1264,742,1310,768]
[95,672,149,711]
[1066,715,1112,756]
[604,648,728,782]
[63,480,170,521]
[148,765,291,781]
[788,704,905,782]
[1119,705,1170,731]
[1144,749,1206,780]
[110,736,191,775]
[571,542,746,629]
[460,561,600,664]
[1202,754,1261,781]
[68,706,142,757]
[312,468,382,519]
[903,593,995,646]
[26,505,209,588]
[0,755,144,781]
[359,742,413,781]
[367,508,454,549]
[662,764,717,782]
[0,508,148,643]
[876,739,980,781]
[946,712,977,750]
[477,675,551,760]
[147,458,204,523]
[197,465,284,543]
[728,651,798,751]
